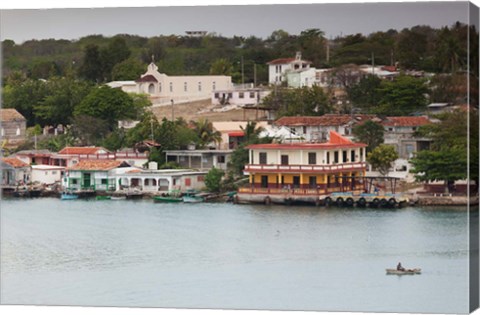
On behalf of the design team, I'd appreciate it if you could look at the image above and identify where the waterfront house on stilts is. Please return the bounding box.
[236,131,367,205]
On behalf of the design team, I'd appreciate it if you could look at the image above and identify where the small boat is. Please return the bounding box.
[386,268,421,275]
[61,191,79,200]
[153,195,183,203]
[96,195,111,201]
[183,195,204,203]
[111,196,127,200]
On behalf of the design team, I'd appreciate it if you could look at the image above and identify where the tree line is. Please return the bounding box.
[2,22,477,85]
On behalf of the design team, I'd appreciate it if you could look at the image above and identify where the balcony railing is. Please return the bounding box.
[244,162,366,173]
[238,184,365,196]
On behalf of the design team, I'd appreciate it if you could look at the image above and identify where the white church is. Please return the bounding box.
[107,62,232,105]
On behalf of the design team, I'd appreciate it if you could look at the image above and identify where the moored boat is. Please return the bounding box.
[183,195,204,203]
[60,191,79,200]
[386,268,421,275]
[96,195,112,200]
[153,195,183,203]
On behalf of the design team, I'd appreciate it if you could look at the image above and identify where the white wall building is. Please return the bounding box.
[31,165,65,185]
[211,87,271,107]
[135,63,232,105]
[286,68,317,88]
[267,52,312,85]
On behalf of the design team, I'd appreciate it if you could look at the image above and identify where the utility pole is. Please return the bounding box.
[371,52,375,76]
[171,99,174,121]
[241,56,245,87]
[253,63,257,87]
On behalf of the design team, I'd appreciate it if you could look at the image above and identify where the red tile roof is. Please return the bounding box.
[267,58,296,65]
[382,116,431,127]
[58,147,108,155]
[246,131,366,150]
[275,114,377,127]
[1,157,29,168]
[67,160,126,171]
[1,109,26,122]
[135,75,158,83]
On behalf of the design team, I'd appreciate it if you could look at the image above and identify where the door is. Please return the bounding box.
[309,176,317,188]
[83,173,91,189]
[261,175,268,188]
[293,176,300,188]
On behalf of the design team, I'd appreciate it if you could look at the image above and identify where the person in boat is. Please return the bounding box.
[397,262,405,271]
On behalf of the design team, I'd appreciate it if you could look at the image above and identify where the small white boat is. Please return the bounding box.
[386,268,421,275]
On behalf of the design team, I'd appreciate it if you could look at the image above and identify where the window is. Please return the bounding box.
[249,92,255,98]
[159,83,162,92]
[217,155,226,163]
[281,155,289,165]
[148,83,155,94]
[184,82,188,92]
[343,150,348,162]
[228,93,233,98]
[52,171,57,175]
[326,152,330,164]
[239,92,244,99]
[72,179,78,185]
[197,176,204,182]
[309,176,317,188]
[334,151,339,163]
[308,152,316,165]
[214,93,219,98]
[259,152,267,164]
[405,144,415,158]
[185,178,191,187]
[303,126,307,134]
[351,150,355,162]
[212,81,216,90]
[169,82,173,92]
[198,82,202,92]
[101,179,107,185]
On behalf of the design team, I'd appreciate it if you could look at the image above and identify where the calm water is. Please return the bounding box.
[0,197,471,313]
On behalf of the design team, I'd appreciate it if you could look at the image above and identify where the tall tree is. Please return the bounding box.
[191,118,222,148]
[74,85,139,131]
[347,75,382,112]
[78,44,103,82]
[352,120,384,153]
[367,144,399,176]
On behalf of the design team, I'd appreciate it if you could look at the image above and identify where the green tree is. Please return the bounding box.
[352,120,384,153]
[262,86,331,118]
[74,85,139,131]
[367,144,399,176]
[375,75,428,115]
[191,118,222,148]
[209,58,233,75]
[204,167,225,193]
[409,149,467,193]
[100,37,132,81]
[2,78,48,126]
[111,58,145,80]
[78,44,103,82]
[34,76,93,126]
[240,121,264,143]
[71,114,110,146]
[347,75,382,112]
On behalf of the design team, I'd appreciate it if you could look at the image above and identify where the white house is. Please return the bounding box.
[116,168,208,193]
[267,52,312,85]
[286,68,317,88]
[31,165,65,185]
[211,86,271,107]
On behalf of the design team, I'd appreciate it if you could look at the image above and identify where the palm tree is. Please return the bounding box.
[240,121,264,143]
[191,118,222,148]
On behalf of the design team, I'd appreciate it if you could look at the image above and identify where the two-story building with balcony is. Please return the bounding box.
[237,131,367,205]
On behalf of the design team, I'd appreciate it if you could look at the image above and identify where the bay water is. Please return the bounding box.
[0,198,470,313]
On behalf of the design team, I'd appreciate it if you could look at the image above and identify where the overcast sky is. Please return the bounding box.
[0,0,477,43]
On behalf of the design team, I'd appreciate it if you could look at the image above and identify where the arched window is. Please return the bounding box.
[198,82,202,92]
[169,82,173,92]
[148,83,155,94]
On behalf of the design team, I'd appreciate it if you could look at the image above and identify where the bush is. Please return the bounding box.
[204,167,225,193]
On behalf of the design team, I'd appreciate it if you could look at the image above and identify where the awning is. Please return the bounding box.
[228,131,244,137]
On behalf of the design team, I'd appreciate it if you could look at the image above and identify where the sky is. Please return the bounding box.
[0,0,477,43]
